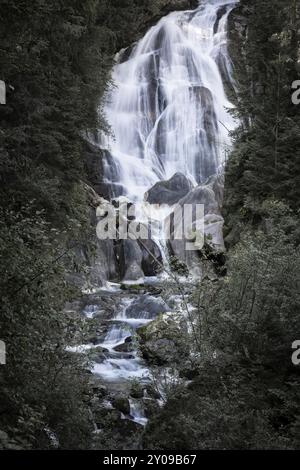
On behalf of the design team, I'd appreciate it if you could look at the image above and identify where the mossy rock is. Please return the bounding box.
[137,314,188,365]
[120,284,145,292]
[87,346,109,362]
[112,396,130,415]
[114,341,135,353]
[130,380,144,399]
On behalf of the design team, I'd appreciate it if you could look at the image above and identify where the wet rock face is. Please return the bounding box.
[84,141,122,200]
[89,239,118,286]
[145,172,192,206]
[66,238,118,290]
[189,86,219,182]
[177,182,220,215]
[117,236,163,281]
[139,239,163,277]
[117,239,144,281]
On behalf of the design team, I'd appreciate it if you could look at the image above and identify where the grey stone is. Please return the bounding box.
[119,239,144,281]
[139,238,163,276]
[145,172,192,206]
[112,396,130,415]
[125,295,169,320]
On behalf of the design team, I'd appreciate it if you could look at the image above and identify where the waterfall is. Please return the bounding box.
[88,0,239,426]
[100,0,238,202]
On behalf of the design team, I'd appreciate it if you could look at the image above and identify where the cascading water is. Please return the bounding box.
[84,1,239,430]
[92,0,238,381]
[129,398,148,426]
[100,0,238,202]
[93,299,153,384]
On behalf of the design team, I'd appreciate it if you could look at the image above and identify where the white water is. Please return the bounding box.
[129,398,148,426]
[102,324,133,351]
[93,355,149,382]
[101,0,237,202]
[93,299,153,383]
[91,0,239,421]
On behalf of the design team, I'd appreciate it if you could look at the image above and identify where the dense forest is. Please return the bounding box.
[0,0,300,451]
[144,0,300,449]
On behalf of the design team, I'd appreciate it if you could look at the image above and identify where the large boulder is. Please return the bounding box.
[66,192,119,289]
[114,199,163,280]
[145,172,192,206]
[125,295,169,320]
[177,183,220,215]
[112,395,131,415]
[114,341,135,353]
[66,233,118,290]
[117,237,163,281]
[137,313,188,365]
[166,175,225,274]
[130,382,144,399]
[87,346,110,363]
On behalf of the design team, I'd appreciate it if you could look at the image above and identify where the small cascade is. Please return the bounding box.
[102,324,132,350]
[93,354,148,382]
[129,398,148,426]
[93,298,155,384]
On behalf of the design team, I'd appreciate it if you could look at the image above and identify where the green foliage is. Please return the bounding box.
[0,205,93,448]
[0,0,189,449]
[145,220,300,449]
[0,1,98,438]
[0,0,114,219]
[224,0,300,239]
[1,0,298,451]
[145,1,300,450]
[169,255,189,277]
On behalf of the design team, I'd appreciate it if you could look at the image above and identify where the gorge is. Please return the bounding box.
[77,0,240,445]
[1,0,299,452]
